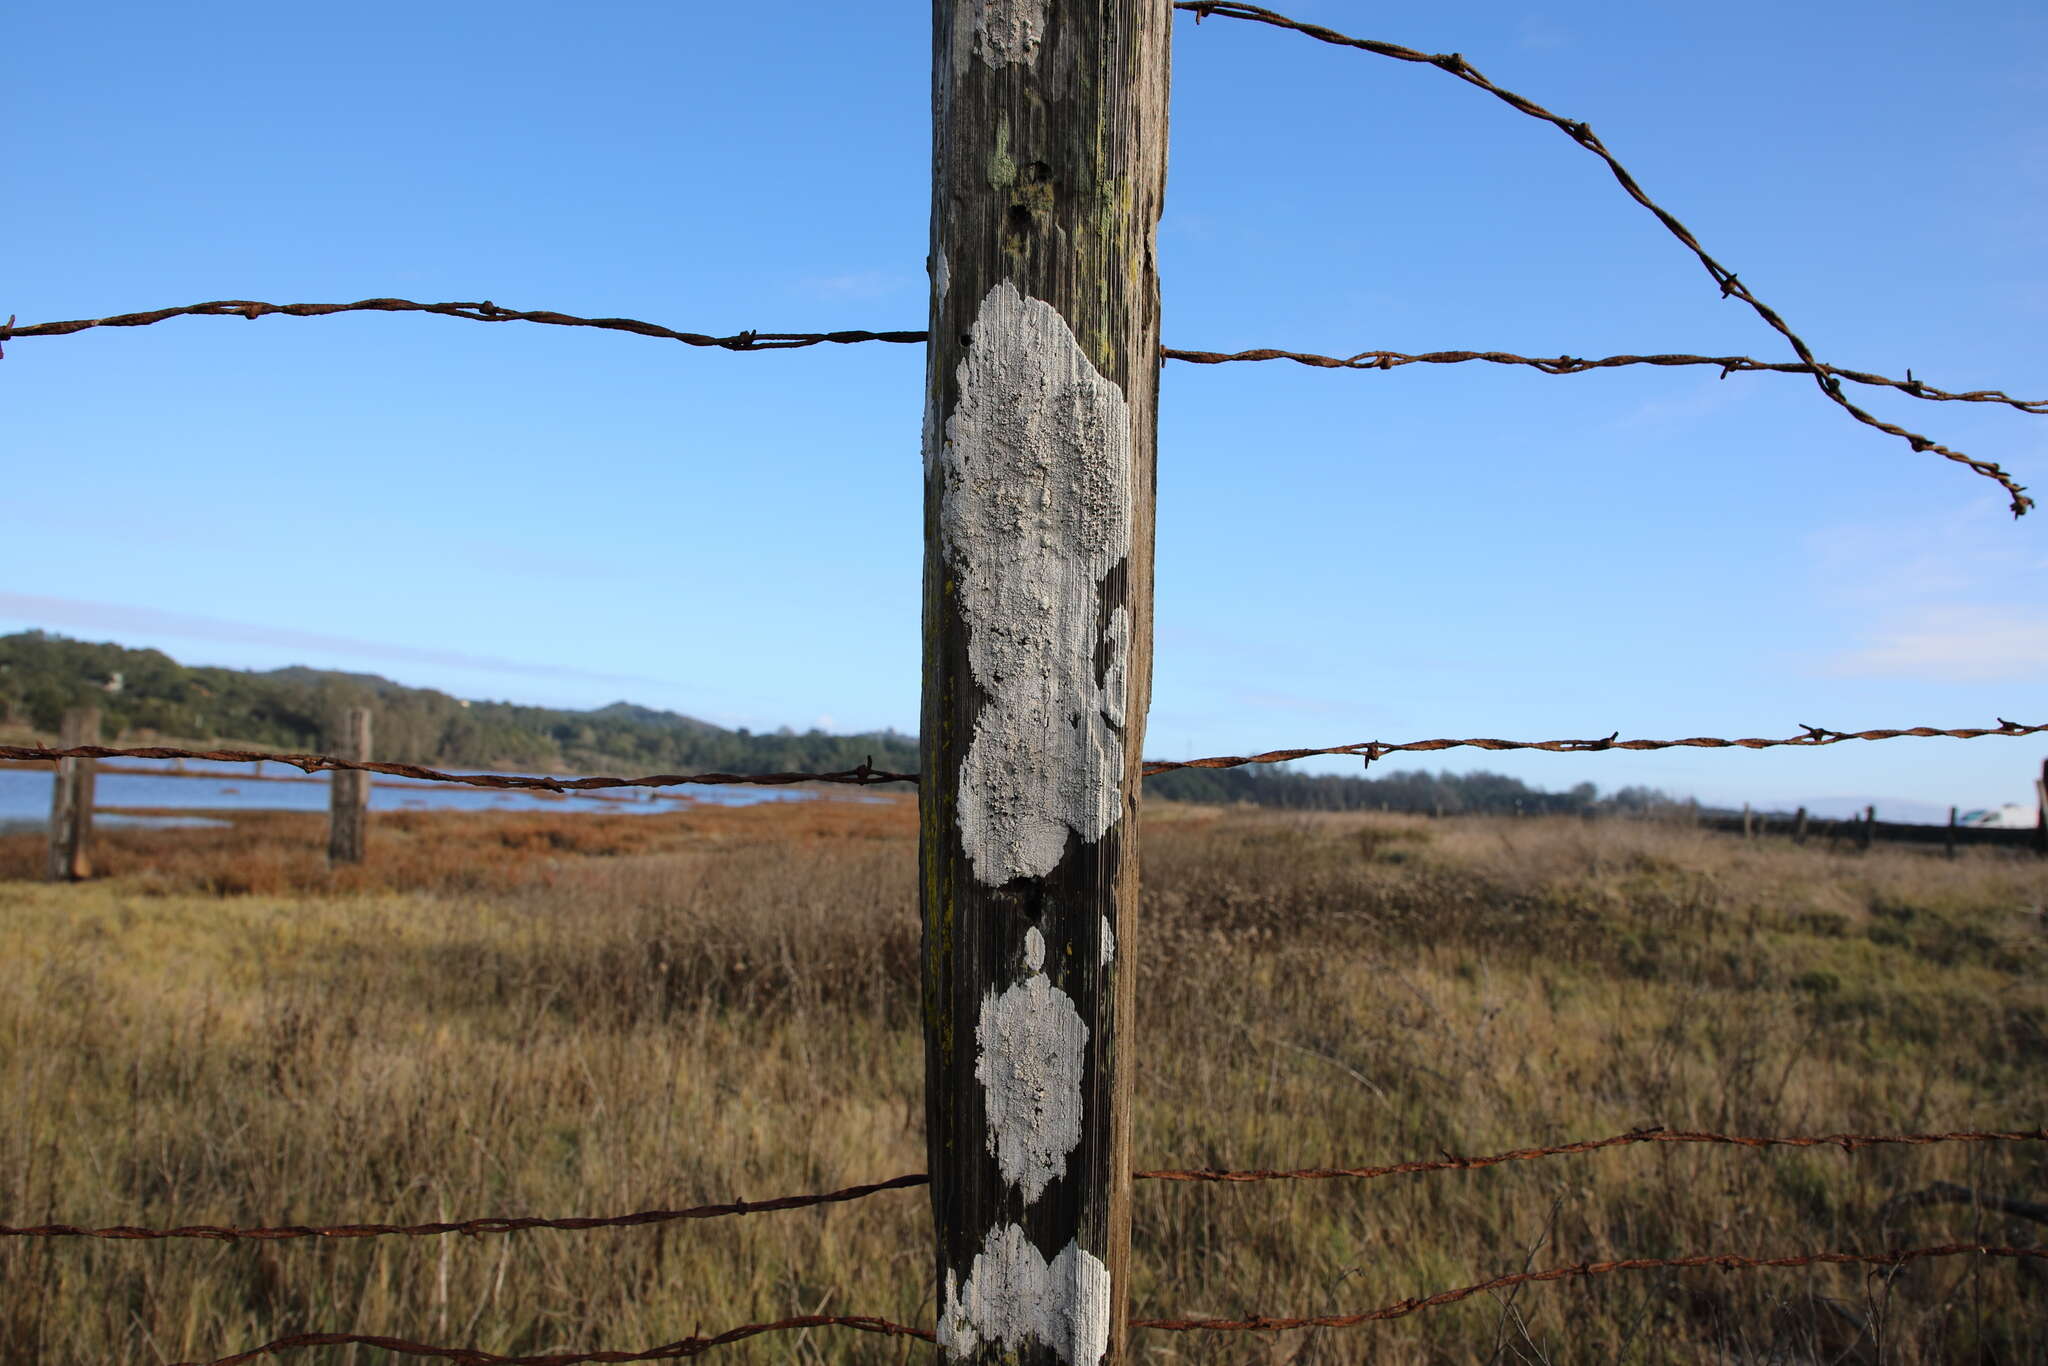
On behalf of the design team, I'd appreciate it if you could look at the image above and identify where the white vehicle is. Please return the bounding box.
[1956,803,2037,829]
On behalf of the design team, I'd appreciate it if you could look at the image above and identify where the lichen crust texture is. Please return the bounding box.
[974,927,1089,1204]
[968,0,1048,70]
[938,279,1133,887]
[940,1223,1112,1365]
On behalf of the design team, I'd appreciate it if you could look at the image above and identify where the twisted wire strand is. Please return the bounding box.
[1162,345,2048,414]
[0,744,913,791]
[8,302,2039,414]
[4,722,2038,796]
[14,1128,2042,1243]
[171,1317,935,1366]
[0,298,924,351]
[1171,1,2034,515]
[0,1174,929,1243]
[1136,720,2047,777]
[1136,1127,2048,1184]
[164,1245,2048,1361]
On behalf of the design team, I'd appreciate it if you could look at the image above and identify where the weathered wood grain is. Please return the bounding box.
[919,2,1169,1361]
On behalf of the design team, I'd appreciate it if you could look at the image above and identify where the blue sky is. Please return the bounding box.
[6,0,2044,814]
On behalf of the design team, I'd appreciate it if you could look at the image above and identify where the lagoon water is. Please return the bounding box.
[0,756,878,832]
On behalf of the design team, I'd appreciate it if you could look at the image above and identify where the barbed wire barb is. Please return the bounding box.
[1168,0,2034,515]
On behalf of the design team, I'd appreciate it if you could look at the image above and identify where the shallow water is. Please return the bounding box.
[0,755,864,827]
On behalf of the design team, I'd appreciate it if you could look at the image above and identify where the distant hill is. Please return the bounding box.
[0,631,914,778]
[0,630,1641,813]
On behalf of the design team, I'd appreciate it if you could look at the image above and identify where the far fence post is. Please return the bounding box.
[1793,806,1808,846]
[1946,805,1958,861]
[1741,801,1753,840]
[47,707,100,882]
[2036,758,2047,859]
[920,2,1168,1360]
[328,707,372,864]
[1861,803,1875,852]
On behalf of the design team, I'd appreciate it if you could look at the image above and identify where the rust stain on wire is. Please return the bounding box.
[1171,1,2034,516]
[15,1128,2041,1244]
[5,721,2038,793]
[0,1173,929,1243]
[171,1316,934,1366]
[1163,346,2048,413]
[0,298,926,351]
[1136,1126,2048,1183]
[0,744,913,791]
[1132,1244,2048,1333]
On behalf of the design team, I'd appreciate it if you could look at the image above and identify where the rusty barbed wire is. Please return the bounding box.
[5,721,2039,795]
[163,1243,2048,1361]
[0,744,914,791]
[1136,1126,2048,1184]
[1172,1,2034,516]
[10,301,2040,418]
[1162,345,2048,414]
[1133,1243,2048,1333]
[0,1174,929,1243]
[0,298,926,352]
[172,1317,935,1366]
[1137,720,2048,777]
[15,1128,2041,1243]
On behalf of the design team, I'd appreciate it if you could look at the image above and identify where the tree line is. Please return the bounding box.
[0,631,1667,812]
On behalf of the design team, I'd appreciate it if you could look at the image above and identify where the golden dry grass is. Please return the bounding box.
[2,798,2044,1364]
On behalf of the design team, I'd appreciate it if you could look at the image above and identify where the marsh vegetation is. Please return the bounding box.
[2,798,2043,1362]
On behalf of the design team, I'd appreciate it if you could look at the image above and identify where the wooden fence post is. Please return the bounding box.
[1946,805,1958,860]
[1861,804,1875,852]
[1741,801,1752,839]
[47,707,100,881]
[328,707,371,864]
[2036,759,2047,859]
[1793,806,1808,846]
[921,3,1167,1360]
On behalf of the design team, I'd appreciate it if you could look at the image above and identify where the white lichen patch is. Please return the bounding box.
[939,1224,1112,1365]
[935,248,951,307]
[976,940,1088,1204]
[969,0,1048,70]
[1099,915,1114,967]
[936,279,1133,887]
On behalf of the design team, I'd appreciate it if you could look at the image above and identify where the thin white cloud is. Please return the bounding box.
[1806,500,2048,604]
[0,593,670,690]
[1805,500,2048,683]
[1826,604,2048,683]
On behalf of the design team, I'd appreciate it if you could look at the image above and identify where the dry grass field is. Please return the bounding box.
[2,796,2044,1364]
